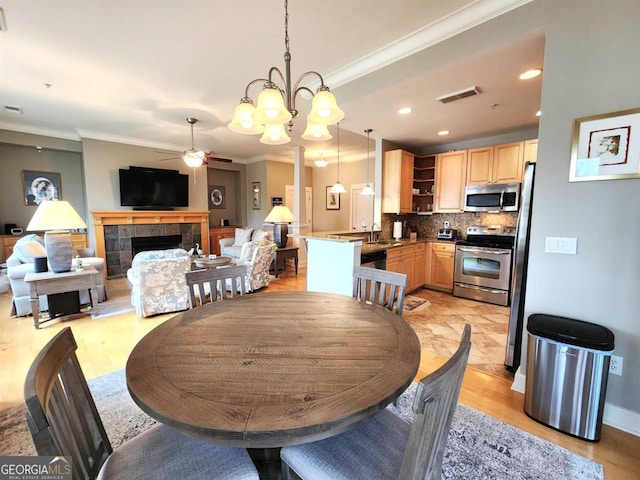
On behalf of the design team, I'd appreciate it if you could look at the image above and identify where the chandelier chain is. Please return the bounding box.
[284,0,289,53]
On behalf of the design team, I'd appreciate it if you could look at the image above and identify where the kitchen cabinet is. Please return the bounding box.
[524,138,538,164]
[382,149,414,214]
[423,241,432,286]
[386,242,427,292]
[412,155,436,213]
[467,141,525,185]
[429,242,455,291]
[434,150,467,213]
[412,242,425,290]
[209,227,236,255]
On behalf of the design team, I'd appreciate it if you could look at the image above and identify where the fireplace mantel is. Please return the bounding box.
[92,210,210,261]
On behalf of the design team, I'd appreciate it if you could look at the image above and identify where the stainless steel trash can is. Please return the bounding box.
[524,314,614,441]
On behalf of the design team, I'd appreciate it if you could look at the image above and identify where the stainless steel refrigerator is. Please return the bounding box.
[505,162,535,372]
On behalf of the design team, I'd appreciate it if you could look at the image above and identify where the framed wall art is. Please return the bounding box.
[22,170,62,205]
[569,107,640,182]
[252,182,261,210]
[326,186,340,210]
[208,186,226,209]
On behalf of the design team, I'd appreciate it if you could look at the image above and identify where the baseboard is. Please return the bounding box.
[603,403,640,437]
[511,370,640,437]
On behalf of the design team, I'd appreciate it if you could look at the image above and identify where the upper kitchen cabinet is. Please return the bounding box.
[382,149,414,214]
[412,155,436,213]
[524,139,538,164]
[434,150,467,213]
[467,141,526,185]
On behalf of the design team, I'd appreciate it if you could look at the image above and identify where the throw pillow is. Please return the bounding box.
[252,228,273,242]
[239,241,257,263]
[14,240,47,264]
[233,228,253,247]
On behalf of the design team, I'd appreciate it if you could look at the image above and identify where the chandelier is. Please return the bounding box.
[228,0,344,145]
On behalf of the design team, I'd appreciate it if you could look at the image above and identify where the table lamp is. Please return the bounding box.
[264,205,296,248]
[26,200,88,273]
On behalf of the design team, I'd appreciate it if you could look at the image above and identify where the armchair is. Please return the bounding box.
[234,240,277,292]
[6,234,107,317]
[126,248,190,317]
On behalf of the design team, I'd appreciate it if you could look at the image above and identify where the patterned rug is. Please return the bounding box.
[0,370,603,479]
[403,295,431,312]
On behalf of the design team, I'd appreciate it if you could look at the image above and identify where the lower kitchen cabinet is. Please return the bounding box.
[429,242,455,291]
[413,243,425,290]
[386,242,427,292]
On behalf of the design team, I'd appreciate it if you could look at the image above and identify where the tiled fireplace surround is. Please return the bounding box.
[92,211,209,278]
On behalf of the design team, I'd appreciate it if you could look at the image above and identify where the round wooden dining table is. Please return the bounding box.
[126,291,420,448]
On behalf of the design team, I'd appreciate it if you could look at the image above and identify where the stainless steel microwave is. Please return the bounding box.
[464,183,520,212]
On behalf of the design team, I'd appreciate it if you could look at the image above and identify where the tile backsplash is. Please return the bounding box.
[381,211,517,240]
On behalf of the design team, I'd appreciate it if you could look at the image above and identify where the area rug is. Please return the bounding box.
[403,294,431,312]
[0,370,603,479]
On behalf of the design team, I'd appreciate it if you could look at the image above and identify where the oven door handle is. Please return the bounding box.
[454,283,508,295]
[499,190,505,209]
[457,247,511,255]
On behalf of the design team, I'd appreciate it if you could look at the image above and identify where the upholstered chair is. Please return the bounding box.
[126,248,190,317]
[6,234,107,317]
[234,240,277,292]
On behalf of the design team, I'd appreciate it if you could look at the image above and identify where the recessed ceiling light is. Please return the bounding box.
[519,69,542,80]
[437,130,450,136]
[398,107,412,115]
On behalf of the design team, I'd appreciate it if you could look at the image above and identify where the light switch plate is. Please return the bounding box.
[545,237,578,255]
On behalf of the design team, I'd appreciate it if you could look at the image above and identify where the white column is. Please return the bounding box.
[291,145,308,266]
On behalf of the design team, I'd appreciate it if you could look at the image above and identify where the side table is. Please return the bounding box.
[273,246,299,277]
[24,266,99,329]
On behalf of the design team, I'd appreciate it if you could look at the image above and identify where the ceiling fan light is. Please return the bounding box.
[307,89,344,125]
[302,121,332,141]
[183,148,205,167]
[254,86,292,125]
[228,101,264,134]
[260,123,291,145]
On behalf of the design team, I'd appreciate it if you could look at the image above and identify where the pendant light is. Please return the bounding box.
[330,123,346,194]
[360,128,375,196]
[314,152,328,168]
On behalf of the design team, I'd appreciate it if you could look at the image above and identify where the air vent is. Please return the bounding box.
[4,105,23,114]
[436,86,480,104]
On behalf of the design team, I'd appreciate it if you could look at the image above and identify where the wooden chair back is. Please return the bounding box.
[24,327,112,480]
[352,265,408,316]
[186,264,248,307]
[399,324,472,479]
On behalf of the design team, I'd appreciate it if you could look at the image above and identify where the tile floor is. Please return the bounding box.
[403,287,513,381]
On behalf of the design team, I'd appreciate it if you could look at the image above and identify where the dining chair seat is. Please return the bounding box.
[24,327,260,480]
[353,265,408,316]
[281,324,472,480]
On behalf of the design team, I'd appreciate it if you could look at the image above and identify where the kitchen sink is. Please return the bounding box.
[365,241,402,246]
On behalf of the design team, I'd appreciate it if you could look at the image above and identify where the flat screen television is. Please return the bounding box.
[119,166,189,209]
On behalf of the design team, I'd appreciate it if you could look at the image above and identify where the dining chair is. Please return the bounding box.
[353,265,408,316]
[185,264,248,307]
[280,324,472,480]
[24,327,260,480]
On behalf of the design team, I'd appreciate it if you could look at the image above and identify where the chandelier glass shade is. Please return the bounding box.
[228,0,344,144]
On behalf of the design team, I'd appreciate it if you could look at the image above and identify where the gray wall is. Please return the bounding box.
[523,0,640,416]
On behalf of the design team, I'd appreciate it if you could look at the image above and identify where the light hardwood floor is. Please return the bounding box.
[0,267,637,478]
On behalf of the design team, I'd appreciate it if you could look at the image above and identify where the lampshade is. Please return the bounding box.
[360,184,375,196]
[265,205,296,224]
[307,89,345,125]
[182,148,205,168]
[329,181,346,194]
[228,100,264,134]
[26,200,87,273]
[26,200,87,231]
[254,86,292,125]
[265,205,296,248]
[302,122,332,141]
[360,128,375,196]
[260,123,291,145]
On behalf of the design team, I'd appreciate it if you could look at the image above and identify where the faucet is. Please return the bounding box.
[369,223,379,243]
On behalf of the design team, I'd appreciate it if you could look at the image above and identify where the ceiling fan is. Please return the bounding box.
[155,118,231,166]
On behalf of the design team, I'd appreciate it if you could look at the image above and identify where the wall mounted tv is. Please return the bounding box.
[119,166,189,209]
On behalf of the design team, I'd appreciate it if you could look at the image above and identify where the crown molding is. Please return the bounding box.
[0,121,80,141]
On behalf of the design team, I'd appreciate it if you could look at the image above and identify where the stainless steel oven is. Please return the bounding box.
[453,225,515,306]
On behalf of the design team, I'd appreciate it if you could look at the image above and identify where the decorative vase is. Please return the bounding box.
[45,231,73,273]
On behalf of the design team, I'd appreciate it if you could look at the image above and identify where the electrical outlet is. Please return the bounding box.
[444,221,450,229]
[609,355,623,376]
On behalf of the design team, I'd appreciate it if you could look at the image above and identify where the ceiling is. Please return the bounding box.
[0,0,543,164]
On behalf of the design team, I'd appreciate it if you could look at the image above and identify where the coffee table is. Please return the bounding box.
[192,256,232,269]
[24,266,99,329]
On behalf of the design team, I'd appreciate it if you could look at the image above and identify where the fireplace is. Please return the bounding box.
[131,235,182,257]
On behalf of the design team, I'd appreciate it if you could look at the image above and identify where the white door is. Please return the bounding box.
[285,185,313,231]
[351,184,374,232]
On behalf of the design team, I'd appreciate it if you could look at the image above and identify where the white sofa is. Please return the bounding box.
[219,227,274,259]
[6,234,107,317]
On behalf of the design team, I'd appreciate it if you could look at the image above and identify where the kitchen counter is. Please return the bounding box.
[360,236,455,254]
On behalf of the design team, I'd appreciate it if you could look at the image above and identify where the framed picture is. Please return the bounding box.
[569,108,640,182]
[271,196,283,207]
[252,182,261,210]
[326,186,340,210]
[22,170,62,205]
[208,186,225,209]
